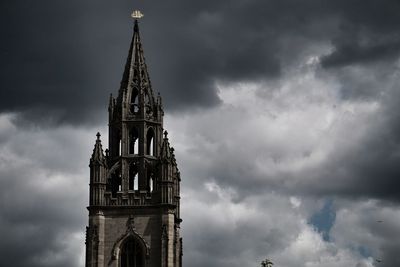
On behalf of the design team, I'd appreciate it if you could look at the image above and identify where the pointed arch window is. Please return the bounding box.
[110,169,122,197]
[129,127,139,155]
[146,128,154,156]
[129,164,138,191]
[149,177,153,192]
[147,169,154,193]
[149,173,154,192]
[113,129,122,157]
[120,237,144,267]
[130,88,139,113]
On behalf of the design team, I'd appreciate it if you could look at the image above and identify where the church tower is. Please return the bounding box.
[86,14,182,267]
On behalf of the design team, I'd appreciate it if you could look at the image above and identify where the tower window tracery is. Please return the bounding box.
[129,127,139,155]
[120,237,144,267]
[147,168,154,192]
[130,87,139,113]
[109,169,122,197]
[146,128,154,156]
[112,129,122,157]
[129,163,138,191]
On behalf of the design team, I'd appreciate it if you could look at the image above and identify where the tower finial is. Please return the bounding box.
[131,10,144,19]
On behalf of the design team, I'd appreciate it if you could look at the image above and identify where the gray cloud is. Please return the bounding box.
[332,199,400,267]
[0,119,97,267]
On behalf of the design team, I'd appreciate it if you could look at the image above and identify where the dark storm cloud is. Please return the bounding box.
[0,1,129,125]
[3,0,400,125]
[321,40,400,68]
[321,0,400,68]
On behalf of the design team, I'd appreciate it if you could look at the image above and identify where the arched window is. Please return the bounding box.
[146,128,154,156]
[147,169,154,192]
[149,177,153,192]
[129,128,139,155]
[111,170,122,197]
[113,129,122,157]
[130,88,139,113]
[134,174,138,190]
[129,164,138,191]
[120,237,144,267]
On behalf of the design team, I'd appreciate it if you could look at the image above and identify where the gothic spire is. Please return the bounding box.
[90,132,106,166]
[118,19,154,104]
[160,131,176,163]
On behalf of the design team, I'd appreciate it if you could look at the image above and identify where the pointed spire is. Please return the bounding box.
[160,130,177,164]
[90,132,106,166]
[118,19,154,103]
[170,147,177,164]
[160,130,172,160]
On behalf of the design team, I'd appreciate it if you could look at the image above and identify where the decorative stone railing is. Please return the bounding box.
[104,191,152,206]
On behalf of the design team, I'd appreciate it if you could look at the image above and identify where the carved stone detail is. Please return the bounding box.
[110,216,150,262]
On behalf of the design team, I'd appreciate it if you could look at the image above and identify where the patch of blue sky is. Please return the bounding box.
[309,198,336,241]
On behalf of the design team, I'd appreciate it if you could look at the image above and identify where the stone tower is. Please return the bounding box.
[86,17,182,267]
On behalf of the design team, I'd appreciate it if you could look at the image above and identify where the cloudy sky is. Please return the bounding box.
[1,0,400,266]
